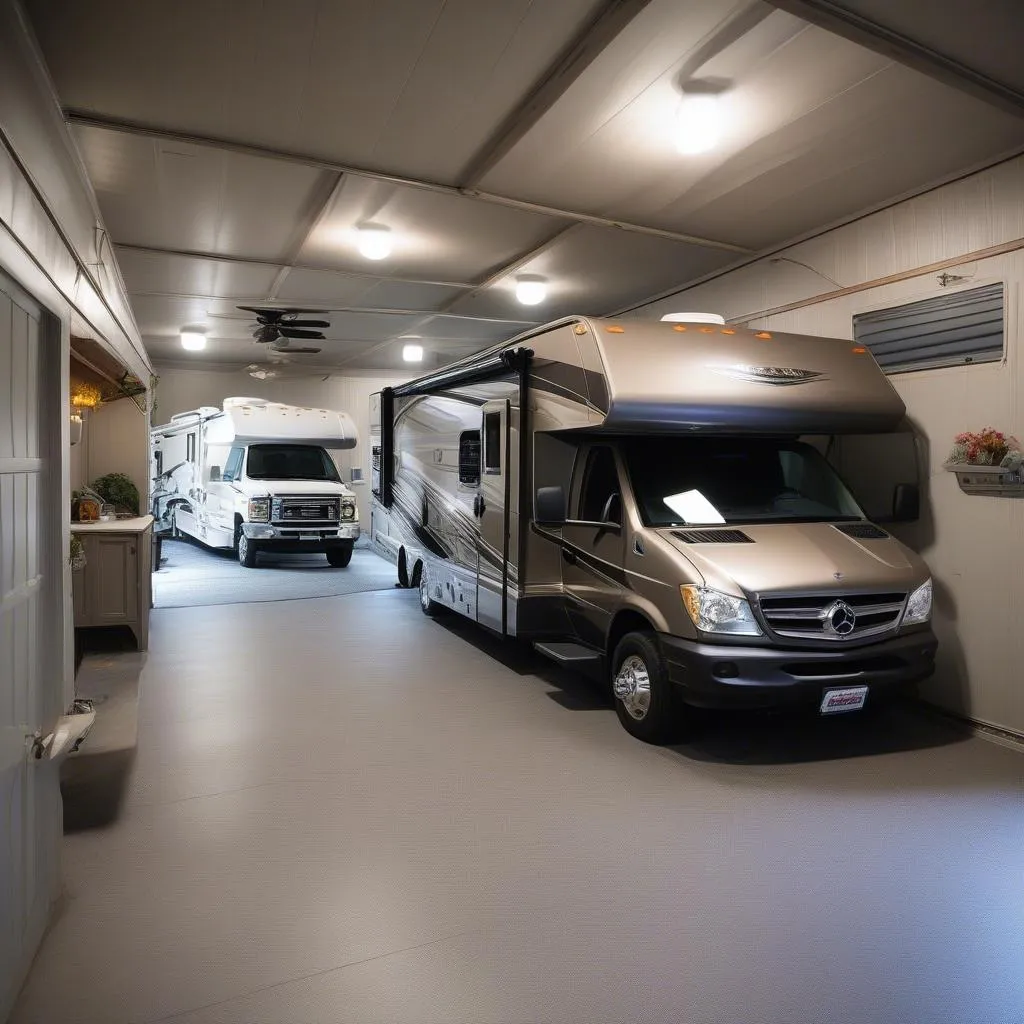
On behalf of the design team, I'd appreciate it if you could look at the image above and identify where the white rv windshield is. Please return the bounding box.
[623,437,865,526]
[246,444,341,482]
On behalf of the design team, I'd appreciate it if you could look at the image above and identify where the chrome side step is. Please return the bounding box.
[533,641,603,666]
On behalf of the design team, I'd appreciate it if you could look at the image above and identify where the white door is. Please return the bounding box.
[0,273,63,1018]
[477,399,510,632]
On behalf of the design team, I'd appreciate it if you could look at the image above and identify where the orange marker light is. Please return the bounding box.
[755,331,772,340]
[700,326,715,333]
[673,324,687,332]
[852,346,867,353]
[607,325,625,333]
[721,328,736,335]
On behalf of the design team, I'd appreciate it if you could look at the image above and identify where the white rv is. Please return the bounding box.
[151,397,360,567]
[370,315,937,743]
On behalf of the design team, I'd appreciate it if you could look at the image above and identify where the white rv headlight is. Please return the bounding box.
[903,579,933,625]
[248,497,270,523]
[680,585,763,637]
[340,500,356,521]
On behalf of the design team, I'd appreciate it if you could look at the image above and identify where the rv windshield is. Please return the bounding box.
[245,444,341,482]
[623,437,865,526]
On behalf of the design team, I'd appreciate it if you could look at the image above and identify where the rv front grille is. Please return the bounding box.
[757,591,907,642]
[271,496,341,524]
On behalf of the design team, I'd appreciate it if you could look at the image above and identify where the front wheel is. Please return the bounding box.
[611,631,684,744]
[326,543,353,568]
[238,532,259,568]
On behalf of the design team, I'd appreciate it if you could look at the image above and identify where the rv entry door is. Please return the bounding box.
[477,400,510,633]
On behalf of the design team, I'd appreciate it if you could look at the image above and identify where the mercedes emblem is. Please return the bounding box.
[823,600,857,637]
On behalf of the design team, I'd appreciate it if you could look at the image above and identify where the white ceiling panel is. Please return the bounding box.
[448,226,737,321]
[297,176,565,281]
[341,337,491,372]
[115,248,281,300]
[271,269,378,308]
[410,316,539,343]
[28,0,603,184]
[358,280,469,312]
[73,125,333,258]
[147,335,379,370]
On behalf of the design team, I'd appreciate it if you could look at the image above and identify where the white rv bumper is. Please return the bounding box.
[242,523,361,542]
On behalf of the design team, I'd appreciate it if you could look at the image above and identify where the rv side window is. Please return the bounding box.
[459,430,481,485]
[222,447,244,482]
[154,450,163,478]
[187,432,196,463]
[483,413,501,474]
[579,447,620,523]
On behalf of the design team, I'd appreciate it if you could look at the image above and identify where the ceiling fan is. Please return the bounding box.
[237,306,328,353]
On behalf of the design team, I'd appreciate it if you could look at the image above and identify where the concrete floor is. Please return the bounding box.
[12,590,1024,1024]
[153,537,396,608]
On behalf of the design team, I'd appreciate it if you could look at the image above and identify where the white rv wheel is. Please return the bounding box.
[418,565,441,617]
[611,632,682,744]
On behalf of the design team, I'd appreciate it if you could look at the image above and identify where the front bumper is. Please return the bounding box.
[660,629,937,710]
[242,522,360,544]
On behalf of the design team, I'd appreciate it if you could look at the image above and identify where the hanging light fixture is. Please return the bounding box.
[515,275,548,306]
[675,93,722,155]
[180,328,207,351]
[357,224,393,261]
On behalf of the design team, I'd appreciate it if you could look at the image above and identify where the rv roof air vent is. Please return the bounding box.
[660,312,725,325]
[833,523,889,540]
[673,529,753,544]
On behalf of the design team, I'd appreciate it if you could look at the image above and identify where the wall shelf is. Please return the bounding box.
[943,462,1024,497]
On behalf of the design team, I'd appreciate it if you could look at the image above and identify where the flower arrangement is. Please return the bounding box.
[948,428,1023,470]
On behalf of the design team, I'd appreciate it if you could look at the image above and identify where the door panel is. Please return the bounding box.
[0,274,61,1019]
[93,537,137,623]
[477,400,509,632]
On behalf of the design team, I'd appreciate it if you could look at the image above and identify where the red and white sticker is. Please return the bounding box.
[820,686,869,714]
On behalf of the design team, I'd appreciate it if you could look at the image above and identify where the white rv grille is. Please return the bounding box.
[271,496,340,524]
[757,591,907,642]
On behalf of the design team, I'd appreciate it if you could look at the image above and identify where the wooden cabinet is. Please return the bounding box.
[71,517,152,650]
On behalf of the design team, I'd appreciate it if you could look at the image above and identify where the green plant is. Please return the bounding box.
[69,534,86,570]
[90,472,140,515]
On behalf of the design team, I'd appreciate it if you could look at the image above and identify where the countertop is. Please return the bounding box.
[70,515,154,534]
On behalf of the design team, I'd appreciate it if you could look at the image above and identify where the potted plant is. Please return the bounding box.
[90,473,140,517]
[944,427,1024,496]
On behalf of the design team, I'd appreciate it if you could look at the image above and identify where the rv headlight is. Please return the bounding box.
[680,585,763,637]
[340,500,356,521]
[903,579,932,625]
[248,497,270,523]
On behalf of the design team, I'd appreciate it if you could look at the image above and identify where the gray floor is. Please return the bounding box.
[13,590,1024,1024]
[153,536,397,607]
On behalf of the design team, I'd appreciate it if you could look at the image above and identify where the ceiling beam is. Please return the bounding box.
[113,242,478,290]
[67,110,752,254]
[458,0,654,189]
[764,0,1024,117]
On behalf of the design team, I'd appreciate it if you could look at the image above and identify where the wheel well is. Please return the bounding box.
[606,610,655,659]
[397,546,409,588]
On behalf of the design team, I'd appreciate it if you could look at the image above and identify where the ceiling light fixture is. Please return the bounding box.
[515,275,548,306]
[675,93,721,155]
[402,344,424,363]
[180,328,207,351]
[357,224,393,261]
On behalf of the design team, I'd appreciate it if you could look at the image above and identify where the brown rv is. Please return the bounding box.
[370,315,936,743]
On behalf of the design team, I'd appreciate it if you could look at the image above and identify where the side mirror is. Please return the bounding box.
[535,485,566,524]
[889,483,920,523]
[209,466,222,482]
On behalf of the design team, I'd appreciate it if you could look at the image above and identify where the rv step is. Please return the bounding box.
[533,642,603,665]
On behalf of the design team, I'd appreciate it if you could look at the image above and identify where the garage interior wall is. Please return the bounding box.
[631,154,1024,739]
[153,368,408,529]
[71,399,149,507]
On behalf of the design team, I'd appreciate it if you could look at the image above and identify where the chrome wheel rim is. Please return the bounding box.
[419,569,430,609]
[238,534,248,560]
[613,654,651,720]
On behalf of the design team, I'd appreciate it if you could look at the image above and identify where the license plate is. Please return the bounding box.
[300,532,320,541]
[820,686,869,714]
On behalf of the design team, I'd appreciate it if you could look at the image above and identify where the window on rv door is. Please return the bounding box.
[483,413,501,474]
[222,447,244,482]
[459,430,481,485]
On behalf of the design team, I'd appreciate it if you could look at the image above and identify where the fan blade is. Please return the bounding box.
[278,327,325,339]
[237,305,330,317]
[280,319,330,329]
[253,325,279,343]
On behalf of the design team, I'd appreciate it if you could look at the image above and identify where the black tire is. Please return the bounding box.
[397,547,409,588]
[610,631,684,744]
[326,543,353,568]
[418,563,442,617]
[232,516,243,553]
[238,531,259,568]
